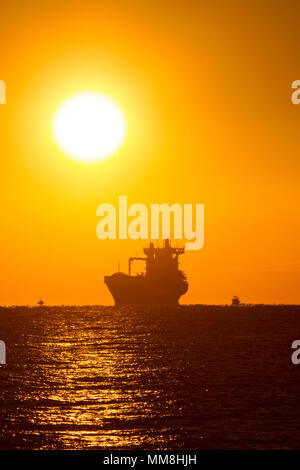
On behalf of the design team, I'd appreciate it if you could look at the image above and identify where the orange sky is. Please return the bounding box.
[0,0,299,305]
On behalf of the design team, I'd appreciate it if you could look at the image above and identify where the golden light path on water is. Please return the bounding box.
[12,306,173,449]
[1,305,300,449]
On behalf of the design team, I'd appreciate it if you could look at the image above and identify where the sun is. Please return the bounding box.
[52,92,127,163]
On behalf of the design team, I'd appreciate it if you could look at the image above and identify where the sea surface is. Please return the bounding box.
[0,305,300,450]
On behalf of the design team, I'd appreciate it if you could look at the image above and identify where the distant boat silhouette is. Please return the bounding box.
[104,239,188,306]
[37,298,45,306]
[232,296,240,306]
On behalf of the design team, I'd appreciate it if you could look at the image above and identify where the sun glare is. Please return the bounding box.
[52,92,126,163]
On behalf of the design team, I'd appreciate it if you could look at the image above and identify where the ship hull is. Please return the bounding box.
[104,273,188,306]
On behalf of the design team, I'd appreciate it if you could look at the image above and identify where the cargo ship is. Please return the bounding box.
[104,239,188,306]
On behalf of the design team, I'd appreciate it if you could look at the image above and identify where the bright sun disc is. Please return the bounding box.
[53,92,126,162]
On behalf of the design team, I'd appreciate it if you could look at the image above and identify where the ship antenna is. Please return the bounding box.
[118,261,120,273]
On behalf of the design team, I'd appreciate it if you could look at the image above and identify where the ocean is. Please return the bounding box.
[0,305,300,449]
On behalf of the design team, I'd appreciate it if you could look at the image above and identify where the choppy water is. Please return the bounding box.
[0,305,300,449]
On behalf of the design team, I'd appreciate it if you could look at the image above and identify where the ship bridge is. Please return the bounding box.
[128,240,184,277]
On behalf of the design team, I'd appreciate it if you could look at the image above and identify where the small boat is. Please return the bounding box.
[232,296,240,306]
[37,298,45,306]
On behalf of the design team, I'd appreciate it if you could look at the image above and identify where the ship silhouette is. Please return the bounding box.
[104,239,188,306]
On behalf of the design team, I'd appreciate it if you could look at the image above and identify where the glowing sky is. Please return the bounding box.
[0,0,299,304]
